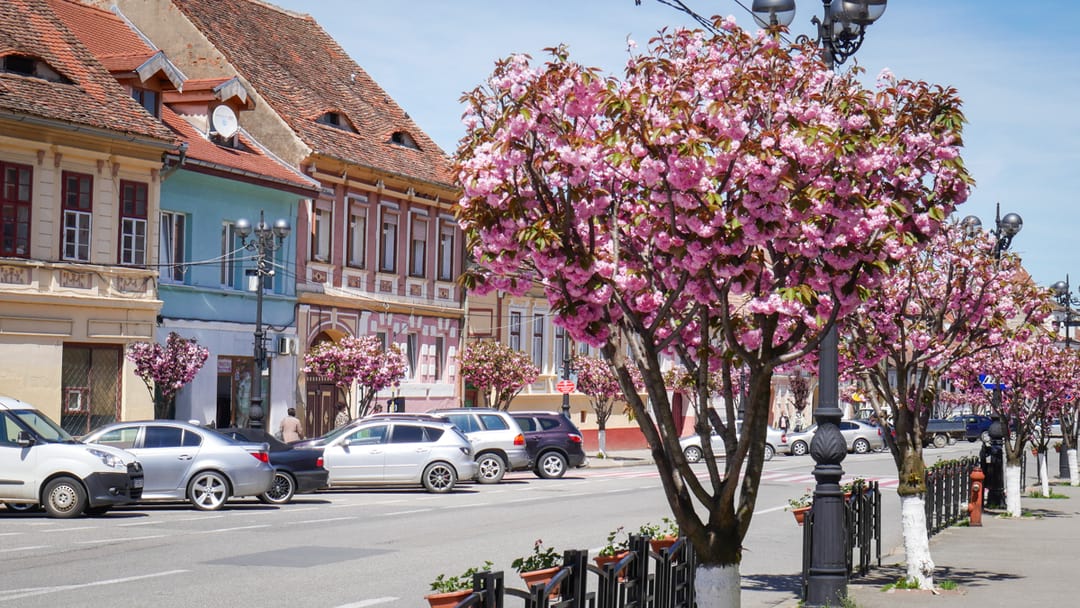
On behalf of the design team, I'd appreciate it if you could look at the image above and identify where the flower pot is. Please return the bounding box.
[594,552,629,580]
[791,505,811,525]
[649,536,677,554]
[519,567,561,598]
[425,589,471,608]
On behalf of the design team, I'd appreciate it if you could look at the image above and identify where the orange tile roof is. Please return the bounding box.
[170,0,455,189]
[0,0,176,143]
[162,105,319,193]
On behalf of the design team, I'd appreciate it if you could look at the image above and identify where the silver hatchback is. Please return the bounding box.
[83,420,274,511]
[428,408,531,484]
[781,420,884,456]
[317,418,477,493]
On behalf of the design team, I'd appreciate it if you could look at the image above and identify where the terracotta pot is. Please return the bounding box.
[519,566,561,598]
[649,536,677,553]
[594,552,629,580]
[424,589,471,608]
[791,505,811,525]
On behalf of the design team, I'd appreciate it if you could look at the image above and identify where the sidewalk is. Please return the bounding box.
[592,450,1079,606]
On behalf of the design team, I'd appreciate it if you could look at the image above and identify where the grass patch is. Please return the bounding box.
[882,577,921,591]
[1026,490,1069,499]
[939,580,959,591]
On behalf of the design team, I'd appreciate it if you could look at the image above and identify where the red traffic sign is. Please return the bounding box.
[556,380,575,394]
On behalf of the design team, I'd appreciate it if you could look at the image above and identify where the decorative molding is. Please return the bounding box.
[311,269,327,283]
[115,276,146,293]
[0,266,30,285]
[36,150,45,166]
[54,152,62,169]
[409,284,422,297]
[97,159,105,174]
[111,161,120,180]
[438,287,449,300]
[60,270,92,289]
[378,279,393,293]
[347,275,362,288]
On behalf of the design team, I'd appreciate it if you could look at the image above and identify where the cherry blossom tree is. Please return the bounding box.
[574,354,641,455]
[952,331,1078,512]
[303,335,408,418]
[458,340,539,410]
[457,18,970,605]
[127,332,209,419]
[839,222,1047,587]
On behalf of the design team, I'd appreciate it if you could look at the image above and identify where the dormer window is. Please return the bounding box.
[131,86,159,118]
[1,53,72,84]
[316,111,357,133]
[390,131,419,150]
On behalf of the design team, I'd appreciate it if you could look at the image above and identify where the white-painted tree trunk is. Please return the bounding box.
[597,429,607,458]
[694,564,740,608]
[1038,452,1049,497]
[1005,463,1022,517]
[900,494,935,589]
[1069,448,1078,486]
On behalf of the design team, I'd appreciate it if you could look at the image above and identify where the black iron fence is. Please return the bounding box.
[924,457,977,536]
[450,534,697,608]
[800,480,882,600]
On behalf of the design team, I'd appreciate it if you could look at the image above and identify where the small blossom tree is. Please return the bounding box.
[303,335,408,418]
[574,354,641,456]
[127,332,209,420]
[458,340,539,410]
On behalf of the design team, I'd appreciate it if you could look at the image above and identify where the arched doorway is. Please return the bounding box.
[304,331,344,437]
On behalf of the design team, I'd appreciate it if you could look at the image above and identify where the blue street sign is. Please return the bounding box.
[978,374,1008,390]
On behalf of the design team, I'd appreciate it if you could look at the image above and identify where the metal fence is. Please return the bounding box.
[800,480,883,600]
[450,534,697,608]
[924,457,977,536]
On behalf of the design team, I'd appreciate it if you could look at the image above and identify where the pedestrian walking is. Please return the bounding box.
[279,407,304,442]
[778,413,790,433]
[334,403,350,429]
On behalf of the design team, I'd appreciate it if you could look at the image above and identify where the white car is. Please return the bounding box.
[0,395,143,518]
[317,418,478,493]
[679,420,786,462]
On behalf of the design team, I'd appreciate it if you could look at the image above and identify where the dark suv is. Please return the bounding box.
[510,411,588,479]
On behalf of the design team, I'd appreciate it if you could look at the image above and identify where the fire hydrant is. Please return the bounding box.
[968,466,985,527]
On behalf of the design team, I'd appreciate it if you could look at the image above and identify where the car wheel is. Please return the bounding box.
[981,430,991,443]
[684,446,703,463]
[764,444,775,461]
[536,452,568,479]
[422,462,457,493]
[475,453,506,484]
[187,471,229,511]
[932,434,948,449]
[259,471,296,505]
[853,439,871,454]
[791,441,808,456]
[42,476,87,518]
[5,502,40,513]
[84,506,111,516]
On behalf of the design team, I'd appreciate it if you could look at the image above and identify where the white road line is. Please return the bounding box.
[41,526,96,533]
[75,535,165,544]
[198,524,271,533]
[332,598,399,608]
[0,569,188,602]
[0,532,21,537]
[295,516,358,525]
[171,514,224,522]
[117,521,156,527]
[383,508,432,516]
[0,545,49,553]
[753,505,788,515]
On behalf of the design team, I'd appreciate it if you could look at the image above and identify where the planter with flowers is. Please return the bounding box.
[594,526,630,577]
[787,490,813,525]
[639,517,680,553]
[512,539,562,597]
[426,561,491,608]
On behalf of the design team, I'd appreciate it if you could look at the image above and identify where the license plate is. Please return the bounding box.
[132,477,144,489]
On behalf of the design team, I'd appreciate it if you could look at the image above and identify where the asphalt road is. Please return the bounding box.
[0,442,981,607]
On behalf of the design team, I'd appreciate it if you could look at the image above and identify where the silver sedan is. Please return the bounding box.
[83,420,274,511]
[679,421,786,462]
[781,420,884,456]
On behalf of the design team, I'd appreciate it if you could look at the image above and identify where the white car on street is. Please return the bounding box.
[679,420,786,462]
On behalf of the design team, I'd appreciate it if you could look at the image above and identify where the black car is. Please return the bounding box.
[510,411,588,479]
[216,427,328,504]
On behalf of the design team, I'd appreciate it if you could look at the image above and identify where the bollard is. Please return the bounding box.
[968,467,984,527]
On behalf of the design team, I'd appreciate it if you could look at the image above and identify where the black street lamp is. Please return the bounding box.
[961,203,1022,508]
[1051,276,1077,349]
[236,211,291,430]
[752,0,887,69]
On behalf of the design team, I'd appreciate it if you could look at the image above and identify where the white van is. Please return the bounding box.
[0,395,143,518]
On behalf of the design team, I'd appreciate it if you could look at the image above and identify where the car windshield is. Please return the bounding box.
[11,409,76,443]
[306,424,357,447]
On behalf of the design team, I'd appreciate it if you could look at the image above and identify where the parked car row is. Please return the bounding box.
[678,418,886,463]
[1,397,590,518]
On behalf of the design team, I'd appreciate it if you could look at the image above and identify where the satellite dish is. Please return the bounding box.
[211,105,238,138]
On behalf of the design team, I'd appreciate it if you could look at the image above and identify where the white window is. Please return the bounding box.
[438,220,455,281]
[380,207,398,272]
[348,202,367,268]
[407,333,418,378]
[62,171,91,262]
[410,214,427,277]
[221,221,242,288]
[312,207,331,262]
[434,336,445,381]
[159,211,186,283]
[554,325,567,375]
[119,180,147,266]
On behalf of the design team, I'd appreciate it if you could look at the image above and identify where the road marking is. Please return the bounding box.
[75,535,164,544]
[41,526,96,533]
[0,532,21,537]
[0,569,188,602]
[384,508,432,516]
[117,521,156,527]
[0,545,49,553]
[198,524,270,533]
[332,598,398,608]
[754,505,788,515]
[172,514,224,522]
[295,516,357,525]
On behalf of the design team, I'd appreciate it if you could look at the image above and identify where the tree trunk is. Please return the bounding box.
[597,429,607,457]
[900,494,935,589]
[694,564,740,608]
[1005,463,1022,517]
[1038,452,1049,497]
[1069,448,1078,486]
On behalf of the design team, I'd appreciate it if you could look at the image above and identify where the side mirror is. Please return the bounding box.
[17,431,34,447]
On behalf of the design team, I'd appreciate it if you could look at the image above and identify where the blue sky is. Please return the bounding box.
[272,0,1080,291]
